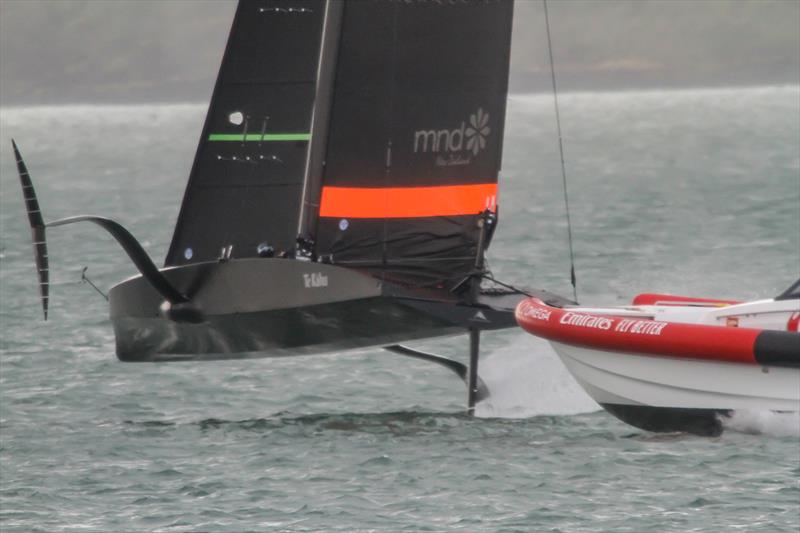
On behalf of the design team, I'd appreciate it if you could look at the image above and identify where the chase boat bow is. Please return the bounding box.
[515,281,800,436]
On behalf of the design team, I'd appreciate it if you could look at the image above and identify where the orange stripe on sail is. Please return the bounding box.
[319,183,498,219]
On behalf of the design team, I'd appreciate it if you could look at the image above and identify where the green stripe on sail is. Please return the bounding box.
[208,133,311,142]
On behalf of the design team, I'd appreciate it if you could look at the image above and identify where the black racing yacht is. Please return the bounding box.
[14,0,571,411]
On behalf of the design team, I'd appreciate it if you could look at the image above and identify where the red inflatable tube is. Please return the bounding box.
[631,293,741,306]
[515,298,760,365]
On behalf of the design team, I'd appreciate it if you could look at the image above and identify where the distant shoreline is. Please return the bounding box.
[1,84,798,111]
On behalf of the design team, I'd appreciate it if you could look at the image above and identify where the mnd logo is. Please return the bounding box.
[465,108,490,155]
[413,108,491,165]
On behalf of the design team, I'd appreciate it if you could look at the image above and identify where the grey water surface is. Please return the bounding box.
[1,87,798,531]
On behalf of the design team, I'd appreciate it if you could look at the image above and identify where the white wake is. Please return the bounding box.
[475,333,599,418]
[721,410,800,438]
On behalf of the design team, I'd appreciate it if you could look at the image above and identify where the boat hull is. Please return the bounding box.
[109,258,537,361]
[516,296,800,435]
[112,295,463,362]
[552,341,800,436]
[600,404,728,437]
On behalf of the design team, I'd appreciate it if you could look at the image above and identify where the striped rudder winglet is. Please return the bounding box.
[12,140,49,320]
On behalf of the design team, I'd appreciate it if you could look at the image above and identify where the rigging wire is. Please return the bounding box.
[543,0,579,303]
[81,267,109,301]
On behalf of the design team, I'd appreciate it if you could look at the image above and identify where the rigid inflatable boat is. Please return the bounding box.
[515,280,800,436]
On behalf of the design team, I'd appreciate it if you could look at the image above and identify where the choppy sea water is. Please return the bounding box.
[1,87,798,531]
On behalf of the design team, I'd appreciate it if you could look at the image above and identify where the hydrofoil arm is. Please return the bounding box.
[384,344,490,403]
[12,140,189,319]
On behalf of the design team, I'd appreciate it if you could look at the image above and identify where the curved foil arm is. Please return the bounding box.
[48,216,189,305]
[13,139,188,319]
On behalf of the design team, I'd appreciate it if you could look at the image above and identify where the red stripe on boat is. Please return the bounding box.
[632,293,741,306]
[515,298,759,365]
[318,183,498,219]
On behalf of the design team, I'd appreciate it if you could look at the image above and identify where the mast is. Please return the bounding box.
[297,0,344,241]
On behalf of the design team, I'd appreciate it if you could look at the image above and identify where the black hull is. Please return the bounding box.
[113,296,464,362]
[109,258,559,362]
[601,403,729,437]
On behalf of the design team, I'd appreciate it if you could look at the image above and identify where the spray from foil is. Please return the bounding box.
[475,333,599,418]
[720,410,800,437]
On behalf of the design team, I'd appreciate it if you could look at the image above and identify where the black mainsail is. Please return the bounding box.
[165,0,329,266]
[167,0,513,291]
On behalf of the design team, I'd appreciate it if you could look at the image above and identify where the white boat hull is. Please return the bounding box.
[516,284,800,435]
[552,342,800,435]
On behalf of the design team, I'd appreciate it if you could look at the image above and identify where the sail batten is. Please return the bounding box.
[207,133,311,142]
